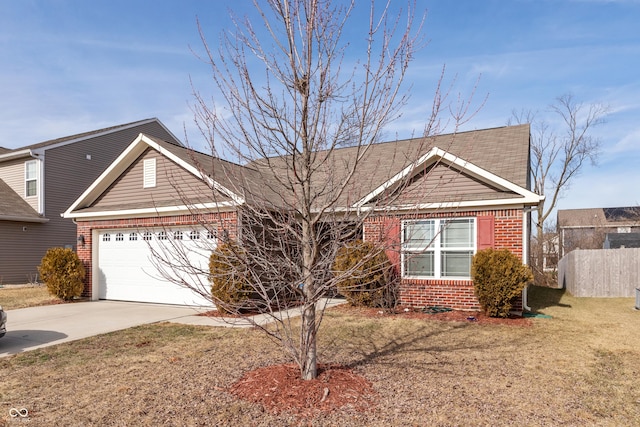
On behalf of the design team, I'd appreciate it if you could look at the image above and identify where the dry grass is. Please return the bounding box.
[0,286,639,426]
[0,285,61,310]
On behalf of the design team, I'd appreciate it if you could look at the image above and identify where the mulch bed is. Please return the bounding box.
[332,304,533,326]
[223,303,530,416]
[229,363,377,417]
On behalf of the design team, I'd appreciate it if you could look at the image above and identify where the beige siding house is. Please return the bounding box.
[0,118,181,284]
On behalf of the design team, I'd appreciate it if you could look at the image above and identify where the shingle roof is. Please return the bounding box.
[558,207,640,228]
[2,118,178,153]
[248,124,531,208]
[68,125,535,216]
[0,179,47,222]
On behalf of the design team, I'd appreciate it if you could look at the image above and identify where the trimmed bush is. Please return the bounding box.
[471,248,533,318]
[333,240,394,307]
[209,242,253,314]
[38,247,86,301]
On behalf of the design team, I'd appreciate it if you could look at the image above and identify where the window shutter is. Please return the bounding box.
[383,218,401,273]
[143,158,156,188]
[477,216,494,250]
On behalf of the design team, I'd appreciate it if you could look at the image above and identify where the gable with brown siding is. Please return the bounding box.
[87,148,231,212]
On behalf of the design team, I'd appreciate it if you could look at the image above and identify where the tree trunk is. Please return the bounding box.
[300,217,317,380]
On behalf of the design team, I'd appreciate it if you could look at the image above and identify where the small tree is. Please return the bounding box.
[38,247,85,301]
[471,248,533,318]
[510,94,608,275]
[150,0,481,381]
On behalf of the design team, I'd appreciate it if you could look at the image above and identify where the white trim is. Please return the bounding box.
[401,217,477,280]
[91,228,100,301]
[354,146,543,208]
[64,133,245,219]
[65,201,238,221]
[143,136,245,206]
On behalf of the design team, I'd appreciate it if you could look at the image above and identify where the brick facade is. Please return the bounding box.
[75,211,238,299]
[364,208,525,311]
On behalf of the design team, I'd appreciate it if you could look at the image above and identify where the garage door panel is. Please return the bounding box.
[98,228,214,306]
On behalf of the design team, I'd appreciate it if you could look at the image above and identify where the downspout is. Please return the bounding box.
[521,209,531,312]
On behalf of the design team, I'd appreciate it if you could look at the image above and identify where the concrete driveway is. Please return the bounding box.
[0,301,203,357]
[0,298,345,358]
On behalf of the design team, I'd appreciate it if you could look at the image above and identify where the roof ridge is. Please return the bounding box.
[7,118,160,152]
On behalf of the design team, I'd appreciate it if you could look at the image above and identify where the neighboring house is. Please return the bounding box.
[0,119,182,284]
[63,124,543,310]
[557,206,640,258]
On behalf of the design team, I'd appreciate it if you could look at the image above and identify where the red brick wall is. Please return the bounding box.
[364,209,525,311]
[75,211,238,299]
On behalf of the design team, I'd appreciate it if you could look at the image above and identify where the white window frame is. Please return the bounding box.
[402,218,476,279]
[25,160,38,197]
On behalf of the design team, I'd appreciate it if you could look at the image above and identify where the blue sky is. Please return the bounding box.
[1,0,639,215]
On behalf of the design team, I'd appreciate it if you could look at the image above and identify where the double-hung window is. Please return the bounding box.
[25,160,38,197]
[402,218,476,279]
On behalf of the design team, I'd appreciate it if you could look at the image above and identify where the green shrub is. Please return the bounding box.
[471,248,533,318]
[333,240,394,307]
[209,242,253,314]
[38,247,85,301]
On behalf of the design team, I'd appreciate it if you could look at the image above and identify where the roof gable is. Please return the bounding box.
[64,134,245,219]
[356,144,542,210]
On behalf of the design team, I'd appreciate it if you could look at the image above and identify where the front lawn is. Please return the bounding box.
[0,286,638,426]
[0,285,60,310]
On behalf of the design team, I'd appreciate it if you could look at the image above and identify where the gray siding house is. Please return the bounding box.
[0,118,181,284]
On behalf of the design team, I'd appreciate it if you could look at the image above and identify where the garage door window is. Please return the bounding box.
[158,231,168,240]
[143,232,152,241]
[103,233,111,242]
[174,231,183,240]
[115,233,124,241]
[129,233,137,241]
[189,230,200,240]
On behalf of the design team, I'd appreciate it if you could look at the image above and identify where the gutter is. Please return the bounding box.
[0,149,33,162]
[0,215,49,223]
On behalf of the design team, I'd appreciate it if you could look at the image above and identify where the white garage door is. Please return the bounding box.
[97,227,215,306]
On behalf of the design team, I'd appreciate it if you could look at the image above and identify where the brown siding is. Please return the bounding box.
[91,148,228,209]
[0,120,181,283]
[0,221,49,283]
[393,163,516,205]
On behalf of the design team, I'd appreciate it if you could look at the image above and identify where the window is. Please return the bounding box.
[143,231,153,241]
[189,230,200,240]
[206,230,215,240]
[402,218,476,279]
[129,233,138,241]
[102,233,111,242]
[115,233,124,242]
[173,231,183,240]
[143,158,156,188]
[157,231,168,240]
[25,160,38,197]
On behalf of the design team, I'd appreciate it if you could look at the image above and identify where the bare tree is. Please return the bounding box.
[150,0,479,381]
[511,94,608,274]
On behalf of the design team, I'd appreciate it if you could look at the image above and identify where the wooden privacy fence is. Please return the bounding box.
[557,248,640,297]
